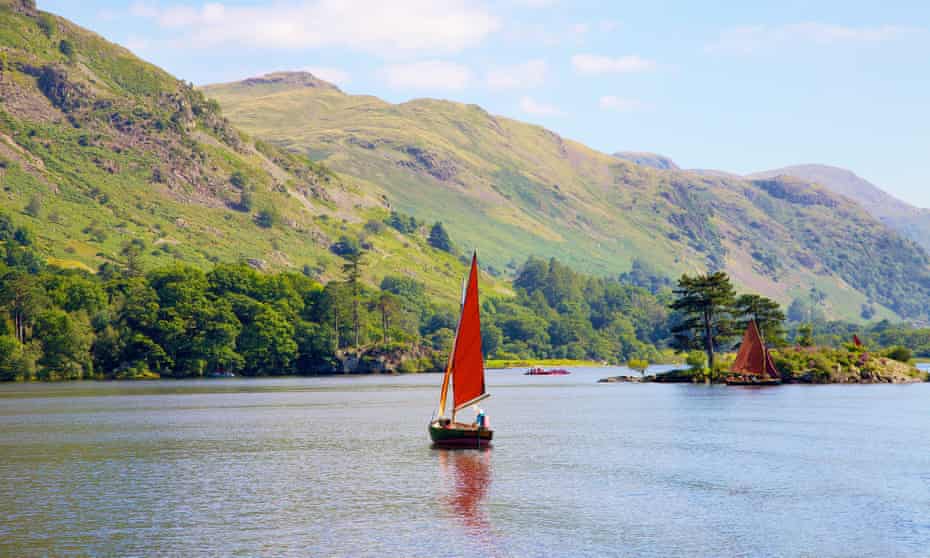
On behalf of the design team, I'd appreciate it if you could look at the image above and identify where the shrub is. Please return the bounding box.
[255,207,278,228]
[884,346,912,363]
[58,39,74,58]
[685,351,706,370]
[330,235,361,257]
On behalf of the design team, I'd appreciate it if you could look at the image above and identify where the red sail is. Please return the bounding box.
[853,334,863,347]
[452,253,486,412]
[731,320,780,379]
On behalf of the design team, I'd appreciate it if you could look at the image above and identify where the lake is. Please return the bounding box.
[1,366,929,557]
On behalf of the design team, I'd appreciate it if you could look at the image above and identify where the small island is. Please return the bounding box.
[600,345,927,384]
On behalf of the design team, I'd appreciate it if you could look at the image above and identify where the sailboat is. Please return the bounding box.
[429,252,493,448]
[725,319,781,386]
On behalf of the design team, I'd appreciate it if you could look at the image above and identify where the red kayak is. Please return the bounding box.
[524,367,571,376]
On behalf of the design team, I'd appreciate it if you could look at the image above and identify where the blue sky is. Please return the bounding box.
[40,1,930,207]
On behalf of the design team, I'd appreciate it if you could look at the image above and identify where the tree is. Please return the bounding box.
[255,206,278,228]
[428,222,454,253]
[481,323,503,358]
[330,235,361,257]
[796,323,814,347]
[628,358,649,377]
[58,39,74,58]
[33,309,94,380]
[238,305,297,375]
[341,251,365,349]
[120,239,146,278]
[0,270,48,343]
[669,272,737,372]
[733,294,786,346]
[374,292,399,343]
[0,335,39,381]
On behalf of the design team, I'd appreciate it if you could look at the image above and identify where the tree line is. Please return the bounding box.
[1,206,925,380]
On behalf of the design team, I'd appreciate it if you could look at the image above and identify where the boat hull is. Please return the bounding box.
[429,421,493,448]
[725,375,781,386]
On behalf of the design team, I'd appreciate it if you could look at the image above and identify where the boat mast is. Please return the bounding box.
[437,264,469,420]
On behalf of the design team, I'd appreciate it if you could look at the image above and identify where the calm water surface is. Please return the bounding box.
[1,366,929,557]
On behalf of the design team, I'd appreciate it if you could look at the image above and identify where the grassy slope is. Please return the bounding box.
[0,5,500,303]
[203,73,925,322]
[750,164,930,254]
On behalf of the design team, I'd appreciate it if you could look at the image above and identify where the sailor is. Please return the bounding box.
[475,407,486,428]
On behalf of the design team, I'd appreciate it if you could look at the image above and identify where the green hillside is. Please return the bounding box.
[750,164,930,254]
[203,72,930,322]
[0,0,491,302]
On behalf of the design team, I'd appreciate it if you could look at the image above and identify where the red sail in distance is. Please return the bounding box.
[853,334,863,347]
[731,320,780,379]
[452,253,486,412]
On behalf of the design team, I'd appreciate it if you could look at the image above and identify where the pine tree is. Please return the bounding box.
[733,294,786,346]
[669,272,737,372]
[342,251,364,349]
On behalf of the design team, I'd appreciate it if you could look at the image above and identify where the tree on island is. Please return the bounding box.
[627,358,649,377]
[669,272,737,374]
[734,293,786,346]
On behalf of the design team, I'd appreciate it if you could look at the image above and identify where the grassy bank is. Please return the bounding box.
[485,358,603,370]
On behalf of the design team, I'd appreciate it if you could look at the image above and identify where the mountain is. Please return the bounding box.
[204,72,930,321]
[749,164,930,253]
[612,151,679,170]
[0,0,483,301]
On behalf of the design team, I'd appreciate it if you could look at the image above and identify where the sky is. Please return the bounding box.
[39,0,930,207]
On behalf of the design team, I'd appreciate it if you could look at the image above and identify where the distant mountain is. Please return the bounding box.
[749,164,930,253]
[0,0,477,301]
[203,72,930,321]
[612,151,679,170]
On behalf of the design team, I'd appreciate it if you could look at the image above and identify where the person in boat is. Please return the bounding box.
[475,408,487,429]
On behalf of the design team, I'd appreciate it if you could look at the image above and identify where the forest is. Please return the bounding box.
[1,207,928,381]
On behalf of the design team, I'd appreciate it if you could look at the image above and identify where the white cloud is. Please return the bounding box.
[382,60,472,90]
[599,96,645,112]
[599,20,619,33]
[303,66,350,85]
[129,0,500,54]
[707,23,919,54]
[571,54,656,74]
[519,96,561,116]
[486,59,547,90]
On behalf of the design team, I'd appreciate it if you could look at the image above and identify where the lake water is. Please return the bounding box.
[1,366,929,557]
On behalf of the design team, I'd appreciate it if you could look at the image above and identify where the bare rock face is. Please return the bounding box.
[3,0,38,16]
[398,146,458,181]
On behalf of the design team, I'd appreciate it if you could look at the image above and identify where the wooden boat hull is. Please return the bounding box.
[429,421,493,448]
[725,375,781,386]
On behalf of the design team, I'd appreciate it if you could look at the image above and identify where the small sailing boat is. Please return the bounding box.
[429,252,493,448]
[725,319,781,386]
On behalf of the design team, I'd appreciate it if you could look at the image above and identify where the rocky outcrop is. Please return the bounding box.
[2,0,37,16]
[398,146,458,181]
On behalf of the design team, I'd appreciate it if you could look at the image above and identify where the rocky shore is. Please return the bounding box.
[599,351,928,385]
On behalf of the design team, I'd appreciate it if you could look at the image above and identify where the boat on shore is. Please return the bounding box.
[428,253,493,448]
[726,320,781,386]
[524,367,571,376]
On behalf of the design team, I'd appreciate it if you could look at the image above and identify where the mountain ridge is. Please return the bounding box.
[749,164,930,253]
[203,71,930,321]
[0,5,486,302]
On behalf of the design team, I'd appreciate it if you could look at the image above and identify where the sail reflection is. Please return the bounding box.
[437,448,493,538]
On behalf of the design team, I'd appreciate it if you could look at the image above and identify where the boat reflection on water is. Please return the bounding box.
[437,448,493,539]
